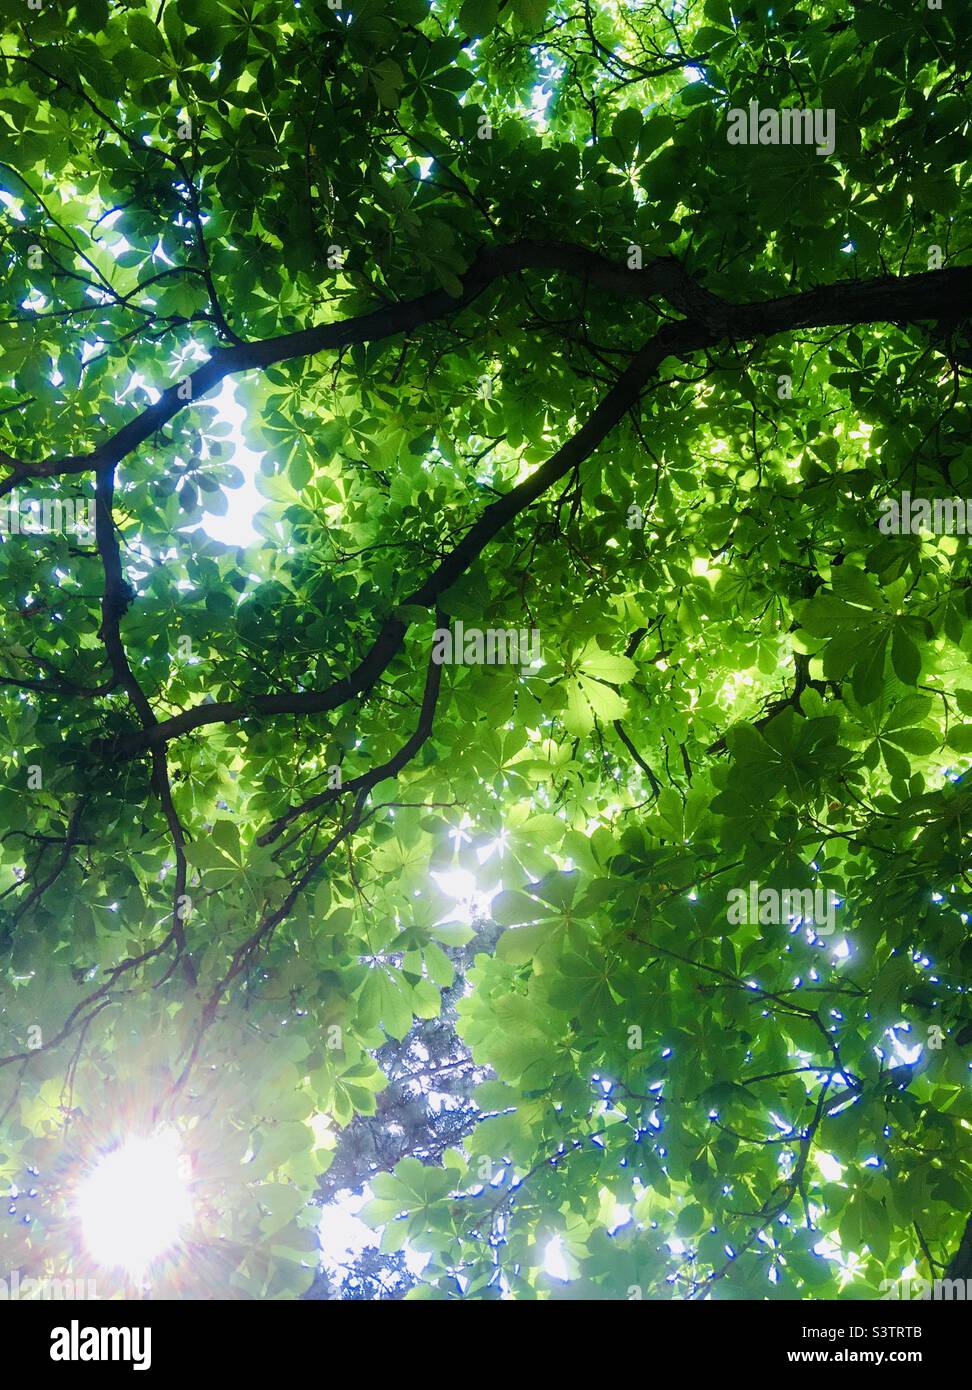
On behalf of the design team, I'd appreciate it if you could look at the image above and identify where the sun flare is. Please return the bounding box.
[76,1129,192,1279]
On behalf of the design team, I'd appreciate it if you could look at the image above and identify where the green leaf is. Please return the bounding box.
[891,626,921,685]
[127,10,167,55]
[612,108,643,160]
[459,0,499,34]
[577,643,637,684]
[491,890,554,927]
[852,634,889,704]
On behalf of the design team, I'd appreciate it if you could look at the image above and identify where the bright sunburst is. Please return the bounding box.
[76,1129,192,1280]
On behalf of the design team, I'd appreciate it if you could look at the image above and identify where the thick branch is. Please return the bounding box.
[0,239,715,494]
[113,262,971,754]
[257,620,446,846]
[117,320,698,754]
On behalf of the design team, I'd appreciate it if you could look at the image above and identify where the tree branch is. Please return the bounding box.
[110,260,972,755]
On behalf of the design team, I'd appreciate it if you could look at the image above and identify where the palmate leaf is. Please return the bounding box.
[561,641,636,733]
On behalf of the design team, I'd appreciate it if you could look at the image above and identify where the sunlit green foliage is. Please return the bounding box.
[1,0,971,1299]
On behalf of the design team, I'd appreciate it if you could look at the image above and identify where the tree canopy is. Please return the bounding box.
[1,0,972,1301]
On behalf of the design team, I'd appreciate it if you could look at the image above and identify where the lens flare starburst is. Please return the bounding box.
[76,1129,192,1279]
